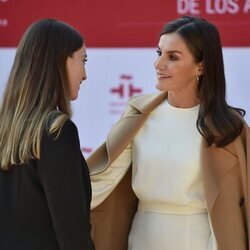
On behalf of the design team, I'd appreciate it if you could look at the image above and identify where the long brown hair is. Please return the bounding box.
[0,19,84,170]
[160,16,245,147]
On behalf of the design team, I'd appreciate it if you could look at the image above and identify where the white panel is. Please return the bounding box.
[0,48,249,156]
[0,48,15,101]
[223,48,250,122]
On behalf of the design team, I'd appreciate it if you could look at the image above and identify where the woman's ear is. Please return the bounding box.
[197,61,203,76]
[66,56,73,68]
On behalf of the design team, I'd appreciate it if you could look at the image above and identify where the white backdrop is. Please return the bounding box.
[0,48,249,156]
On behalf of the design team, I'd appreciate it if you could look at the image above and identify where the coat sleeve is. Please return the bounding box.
[91,142,132,209]
[89,103,137,209]
[37,120,93,250]
[246,125,250,247]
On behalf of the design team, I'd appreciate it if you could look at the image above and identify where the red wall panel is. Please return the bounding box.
[0,0,250,47]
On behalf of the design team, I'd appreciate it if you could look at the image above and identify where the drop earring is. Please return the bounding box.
[196,75,200,84]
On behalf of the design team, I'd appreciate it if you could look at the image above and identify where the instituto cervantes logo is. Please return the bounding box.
[82,74,143,155]
[109,74,142,115]
[111,74,142,98]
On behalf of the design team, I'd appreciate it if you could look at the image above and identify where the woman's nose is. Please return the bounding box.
[154,57,165,71]
[82,69,87,81]
[82,74,87,81]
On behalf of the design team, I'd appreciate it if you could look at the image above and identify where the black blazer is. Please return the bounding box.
[0,119,94,250]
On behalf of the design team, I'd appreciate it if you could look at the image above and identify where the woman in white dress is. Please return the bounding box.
[88,16,249,250]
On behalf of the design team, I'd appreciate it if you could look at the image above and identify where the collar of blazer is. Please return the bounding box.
[87,91,167,175]
[87,91,250,229]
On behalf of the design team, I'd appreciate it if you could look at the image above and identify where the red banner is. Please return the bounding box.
[0,0,250,47]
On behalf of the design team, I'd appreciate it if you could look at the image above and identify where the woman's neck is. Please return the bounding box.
[167,91,200,109]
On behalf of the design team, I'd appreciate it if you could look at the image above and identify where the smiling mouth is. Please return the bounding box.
[157,73,171,79]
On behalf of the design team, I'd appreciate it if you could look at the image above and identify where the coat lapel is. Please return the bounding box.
[108,91,168,163]
[88,91,167,174]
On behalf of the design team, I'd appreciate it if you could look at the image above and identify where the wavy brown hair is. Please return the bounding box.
[160,16,245,147]
[0,19,84,170]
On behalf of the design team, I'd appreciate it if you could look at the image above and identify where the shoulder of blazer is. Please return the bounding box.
[87,91,168,175]
[125,91,167,115]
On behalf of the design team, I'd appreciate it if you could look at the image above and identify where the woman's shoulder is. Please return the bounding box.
[44,112,78,141]
[240,119,250,138]
[41,118,80,155]
[128,92,164,104]
[230,108,249,135]
[125,91,167,115]
[59,119,78,133]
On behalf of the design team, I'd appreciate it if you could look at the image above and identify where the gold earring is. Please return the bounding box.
[196,75,200,84]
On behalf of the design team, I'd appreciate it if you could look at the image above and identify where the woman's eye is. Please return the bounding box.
[156,50,162,56]
[83,59,87,65]
[169,55,177,61]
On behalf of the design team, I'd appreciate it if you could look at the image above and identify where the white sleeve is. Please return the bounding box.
[90,142,132,209]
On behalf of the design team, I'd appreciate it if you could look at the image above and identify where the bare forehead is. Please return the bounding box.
[158,33,189,53]
[80,44,87,55]
[74,44,87,57]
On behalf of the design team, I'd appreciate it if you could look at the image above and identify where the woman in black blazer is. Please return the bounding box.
[0,19,94,250]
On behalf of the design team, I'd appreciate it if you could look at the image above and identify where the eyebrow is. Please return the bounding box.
[83,54,87,59]
[157,46,182,54]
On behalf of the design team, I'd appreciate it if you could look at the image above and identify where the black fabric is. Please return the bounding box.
[0,119,94,250]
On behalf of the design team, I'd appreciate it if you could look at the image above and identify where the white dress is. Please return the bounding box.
[91,100,217,250]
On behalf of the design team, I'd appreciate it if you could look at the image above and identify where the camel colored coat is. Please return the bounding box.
[88,91,250,250]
